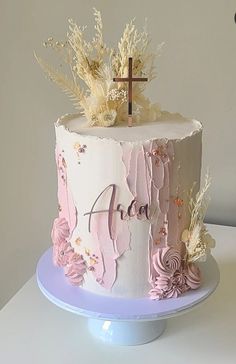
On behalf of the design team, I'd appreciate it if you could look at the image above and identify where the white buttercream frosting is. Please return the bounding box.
[57,111,202,142]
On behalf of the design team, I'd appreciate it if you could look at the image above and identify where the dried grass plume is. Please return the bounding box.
[35,8,163,127]
[181,174,215,262]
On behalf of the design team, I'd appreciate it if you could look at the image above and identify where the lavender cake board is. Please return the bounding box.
[36,248,220,322]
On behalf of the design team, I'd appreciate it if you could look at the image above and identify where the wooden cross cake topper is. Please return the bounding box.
[113,57,148,127]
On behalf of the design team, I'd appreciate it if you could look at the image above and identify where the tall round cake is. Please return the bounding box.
[37,10,215,301]
[51,112,211,300]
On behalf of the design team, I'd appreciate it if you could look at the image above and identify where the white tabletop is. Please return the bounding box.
[0,223,235,363]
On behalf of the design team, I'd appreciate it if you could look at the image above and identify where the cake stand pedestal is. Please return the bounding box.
[36,248,219,346]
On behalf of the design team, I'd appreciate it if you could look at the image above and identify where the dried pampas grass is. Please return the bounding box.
[181,174,215,263]
[35,8,163,126]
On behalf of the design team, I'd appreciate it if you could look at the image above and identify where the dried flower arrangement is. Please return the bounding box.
[181,174,215,262]
[35,8,163,127]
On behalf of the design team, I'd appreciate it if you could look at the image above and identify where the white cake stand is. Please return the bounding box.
[36,248,219,346]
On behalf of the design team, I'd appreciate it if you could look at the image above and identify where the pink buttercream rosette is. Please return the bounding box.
[64,252,87,285]
[149,246,201,300]
[51,217,87,286]
[51,217,71,266]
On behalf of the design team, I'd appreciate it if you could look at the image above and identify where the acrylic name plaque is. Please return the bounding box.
[84,184,154,240]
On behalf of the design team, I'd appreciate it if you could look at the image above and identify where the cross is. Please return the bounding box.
[113,57,148,127]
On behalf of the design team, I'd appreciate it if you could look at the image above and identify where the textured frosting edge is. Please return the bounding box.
[55,112,203,144]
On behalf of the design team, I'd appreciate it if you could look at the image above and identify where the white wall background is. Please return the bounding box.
[0,0,236,308]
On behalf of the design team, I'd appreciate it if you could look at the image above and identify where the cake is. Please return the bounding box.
[37,9,215,300]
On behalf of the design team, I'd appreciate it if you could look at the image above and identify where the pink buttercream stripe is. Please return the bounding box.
[96,213,117,289]
[90,217,105,283]
[148,140,174,284]
[127,147,138,198]
[56,145,77,238]
[92,144,135,290]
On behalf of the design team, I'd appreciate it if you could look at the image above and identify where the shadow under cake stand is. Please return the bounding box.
[36,248,219,346]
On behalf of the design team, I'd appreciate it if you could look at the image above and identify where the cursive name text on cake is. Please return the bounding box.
[84,184,151,239]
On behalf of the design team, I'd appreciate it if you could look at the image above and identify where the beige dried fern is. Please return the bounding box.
[189,173,211,232]
[182,173,215,263]
[35,54,86,110]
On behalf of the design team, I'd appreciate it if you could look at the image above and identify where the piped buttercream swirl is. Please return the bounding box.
[153,246,181,277]
[64,254,87,285]
[185,262,201,290]
[51,216,87,285]
[53,240,73,267]
[149,246,201,300]
[51,217,70,246]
